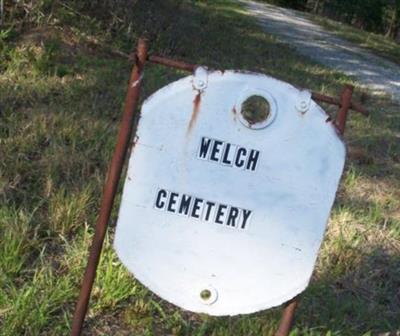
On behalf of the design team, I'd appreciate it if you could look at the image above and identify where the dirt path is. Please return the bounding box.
[243,0,400,102]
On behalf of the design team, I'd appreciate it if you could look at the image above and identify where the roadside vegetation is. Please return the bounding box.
[1,1,399,335]
[259,0,400,64]
[261,0,400,41]
[307,14,400,66]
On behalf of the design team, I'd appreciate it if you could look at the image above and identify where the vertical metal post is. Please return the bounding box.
[70,38,148,336]
[274,85,354,336]
[336,84,354,135]
[0,0,4,25]
[275,296,299,336]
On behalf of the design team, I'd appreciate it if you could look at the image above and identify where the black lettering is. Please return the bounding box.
[167,192,179,213]
[191,198,204,218]
[179,194,192,215]
[155,189,168,209]
[198,137,212,159]
[246,149,260,171]
[210,140,223,162]
[215,204,228,224]
[222,143,233,165]
[241,209,252,229]
[154,188,250,231]
[204,201,216,221]
[235,147,247,168]
[226,207,239,227]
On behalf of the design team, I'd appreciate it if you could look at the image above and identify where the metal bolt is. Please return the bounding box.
[198,286,218,305]
[196,80,205,88]
[200,289,212,301]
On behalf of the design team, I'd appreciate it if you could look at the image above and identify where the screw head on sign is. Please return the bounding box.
[296,90,312,113]
[192,66,208,91]
[199,285,218,305]
[197,80,205,88]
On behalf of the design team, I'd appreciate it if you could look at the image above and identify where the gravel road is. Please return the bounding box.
[243,0,400,102]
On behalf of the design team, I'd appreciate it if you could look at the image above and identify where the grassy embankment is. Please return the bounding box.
[306,12,400,66]
[1,1,399,335]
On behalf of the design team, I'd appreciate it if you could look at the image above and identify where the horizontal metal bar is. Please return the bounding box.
[132,53,367,115]
[311,91,367,116]
[147,55,197,72]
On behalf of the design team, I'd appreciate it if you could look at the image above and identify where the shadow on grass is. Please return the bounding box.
[303,246,400,335]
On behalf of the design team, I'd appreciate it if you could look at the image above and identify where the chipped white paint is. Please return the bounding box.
[114,70,346,316]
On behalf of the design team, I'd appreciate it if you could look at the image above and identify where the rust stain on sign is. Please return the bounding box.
[187,92,202,134]
[232,106,237,121]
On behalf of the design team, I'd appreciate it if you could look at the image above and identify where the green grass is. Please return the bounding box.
[1,1,400,335]
[305,13,400,66]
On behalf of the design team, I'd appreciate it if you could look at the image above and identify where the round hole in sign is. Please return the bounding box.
[241,95,270,125]
[236,89,277,130]
[199,286,218,305]
[200,289,211,300]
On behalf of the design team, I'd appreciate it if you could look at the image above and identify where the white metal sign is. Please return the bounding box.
[114,68,345,315]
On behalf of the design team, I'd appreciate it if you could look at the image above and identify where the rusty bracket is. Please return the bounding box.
[71,42,365,336]
[311,90,366,116]
[139,53,367,117]
[142,54,366,138]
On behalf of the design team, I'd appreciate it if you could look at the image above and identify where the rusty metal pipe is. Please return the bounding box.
[70,38,148,336]
[275,296,300,336]
[137,53,367,116]
[129,52,367,116]
[336,84,354,134]
[147,55,197,72]
[311,91,366,116]
[148,56,366,115]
